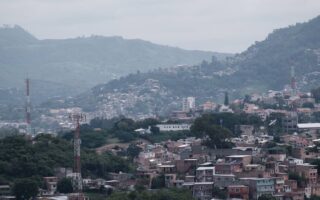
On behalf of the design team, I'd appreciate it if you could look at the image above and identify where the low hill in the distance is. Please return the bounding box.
[65,15,320,118]
[0,25,228,92]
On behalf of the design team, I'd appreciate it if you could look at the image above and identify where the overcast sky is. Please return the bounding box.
[0,0,319,53]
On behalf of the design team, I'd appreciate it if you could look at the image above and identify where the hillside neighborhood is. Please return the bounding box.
[1,2,320,200]
[2,81,320,200]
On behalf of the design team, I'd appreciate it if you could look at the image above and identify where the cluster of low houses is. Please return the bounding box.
[132,124,320,200]
[170,90,320,130]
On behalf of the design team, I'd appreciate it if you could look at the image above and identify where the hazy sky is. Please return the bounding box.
[0,0,320,53]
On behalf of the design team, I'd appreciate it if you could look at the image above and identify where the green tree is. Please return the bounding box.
[213,187,227,199]
[258,194,276,200]
[113,118,136,132]
[90,117,122,130]
[244,94,251,103]
[136,118,159,129]
[312,87,320,103]
[310,195,320,200]
[150,126,160,134]
[191,113,262,137]
[108,192,130,200]
[302,102,315,108]
[116,131,135,142]
[204,125,233,149]
[151,174,166,189]
[313,112,320,121]
[126,144,142,160]
[57,178,73,194]
[108,188,194,200]
[224,92,229,106]
[0,135,132,184]
[266,112,284,135]
[134,184,147,192]
[13,179,38,200]
[286,145,293,156]
[0,127,19,138]
[311,159,320,175]
[289,172,306,187]
[191,114,235,148]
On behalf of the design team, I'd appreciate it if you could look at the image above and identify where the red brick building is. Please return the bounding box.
[227,185,249,200]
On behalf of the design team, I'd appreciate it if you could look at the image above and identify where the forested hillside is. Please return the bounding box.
[67,16,320,116]
[0,135,132,185]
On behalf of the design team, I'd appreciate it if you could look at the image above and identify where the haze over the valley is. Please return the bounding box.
[1,0,320,53]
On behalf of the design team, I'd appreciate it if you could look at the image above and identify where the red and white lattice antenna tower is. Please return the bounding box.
[69,113,86,194]
[25,78,32,135]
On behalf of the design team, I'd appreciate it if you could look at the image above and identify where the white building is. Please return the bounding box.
[196,166,215,182]
[182,97,196,112]
[156,124,191,132]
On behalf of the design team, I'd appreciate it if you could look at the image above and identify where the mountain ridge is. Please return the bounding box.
[0,25,229,89]
[65,15,320,118]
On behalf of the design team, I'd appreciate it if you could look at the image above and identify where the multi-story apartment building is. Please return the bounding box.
[240,177,275,200]
[293,163,318,186]
[193,182,214,200]
[196,166,215,182]
[213,174,236,188]
[215,162,242,174]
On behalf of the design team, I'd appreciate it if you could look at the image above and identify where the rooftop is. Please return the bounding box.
[239,177,274,181]
[228,185,248,188]
[227,155,251,158]
[182,182,194,186]
[184,158,197,161]
[45,196,68,200]
[214,174,235,177]
[194,182,214,185]
[199,162,212,166]
[196,166,215,171]
[245,164,260,167]
[296,163,316,167]
[158,164,175,168]
[297,123,320,129]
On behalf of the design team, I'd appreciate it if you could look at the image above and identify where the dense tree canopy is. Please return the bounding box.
[108,188,194,200]
[312,87,320,103]
[191,113,262,137]
[191,113,242,148]
[258,194,276,200]
[224,92,229,106]
[0,135,132,185]
[151,174,166,189]
[213,187,227,199]
[126,144,142,160]
[203,125,234,149]
[288,172,306,187]
[57,178,73,194]
[13,178,39,200]
[310,195,320,200]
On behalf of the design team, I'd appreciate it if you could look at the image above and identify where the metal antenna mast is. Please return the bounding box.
[69,113,86,194]
[25,78,32,135]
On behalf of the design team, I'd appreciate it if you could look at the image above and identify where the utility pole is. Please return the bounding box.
[291,66,297,96]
